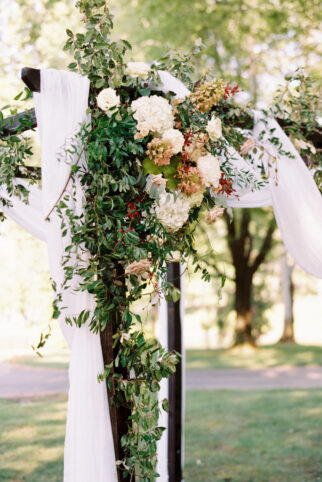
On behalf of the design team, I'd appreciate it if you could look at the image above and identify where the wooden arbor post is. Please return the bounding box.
[167,262,183,482]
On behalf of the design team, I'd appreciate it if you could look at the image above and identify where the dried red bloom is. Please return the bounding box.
[224,83,240,100]
[127,202,140,221]
[217,173,235,196]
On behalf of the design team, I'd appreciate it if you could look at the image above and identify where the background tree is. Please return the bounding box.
[114,0,322,101]
[197,208,278,346]
[279,251,295,342]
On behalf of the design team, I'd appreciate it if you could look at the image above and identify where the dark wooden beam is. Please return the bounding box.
[0,109,37,138]
[21,67,41,93]
[167,262,183,482]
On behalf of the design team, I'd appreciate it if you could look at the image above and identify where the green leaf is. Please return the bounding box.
[142,157,162,175]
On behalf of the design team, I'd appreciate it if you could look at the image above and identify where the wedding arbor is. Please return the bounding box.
[1,1,322,481]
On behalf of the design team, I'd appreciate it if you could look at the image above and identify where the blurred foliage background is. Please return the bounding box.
[0,0,321,358]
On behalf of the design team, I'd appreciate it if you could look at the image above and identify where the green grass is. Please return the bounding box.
[186,343,322,370]
[11,344,322,372]
[185,389,322,482]
[1,390,321,481]
[10,351,70,370]
[0,395,65,482]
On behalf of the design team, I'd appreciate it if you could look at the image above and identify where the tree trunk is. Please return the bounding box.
[279,253,295,343]
[234,269,256,346]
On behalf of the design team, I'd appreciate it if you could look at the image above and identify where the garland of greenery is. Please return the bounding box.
[0,1,321,480]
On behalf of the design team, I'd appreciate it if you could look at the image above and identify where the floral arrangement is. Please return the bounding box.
[0,2,264,479]
[91,64,263,295]
[61,2,267,474]
[2,1,319,481]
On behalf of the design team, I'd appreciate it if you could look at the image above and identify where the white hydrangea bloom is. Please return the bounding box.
[206,116,222,141]
[126,62,150,80]
[197,153,221,188]
[154,192,191,232]
[96,88,120,113]
[162,128,185,154]
[131,95,174,135]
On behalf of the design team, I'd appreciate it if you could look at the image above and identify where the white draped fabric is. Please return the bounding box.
[225,110,322,278]
[1,68,322,482]
[1,69,117,482]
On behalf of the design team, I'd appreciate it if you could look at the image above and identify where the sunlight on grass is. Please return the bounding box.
[186,344,322,370]
[1,390,321,481]
[185,389,322,481]
[10,344,322,372]
[0,396,65,481]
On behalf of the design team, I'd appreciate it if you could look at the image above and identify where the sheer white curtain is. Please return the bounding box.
[1,69,117,482]
[225,111,322,278]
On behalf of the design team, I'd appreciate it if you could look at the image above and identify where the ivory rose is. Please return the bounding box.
[96,88,120,113]
[206,116,222,141]
[126,62,150,80]
[197,153,221,188]
[162,128,185,154]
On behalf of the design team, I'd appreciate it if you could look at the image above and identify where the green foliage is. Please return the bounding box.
[114,0,322,100]
[272,69,322,191]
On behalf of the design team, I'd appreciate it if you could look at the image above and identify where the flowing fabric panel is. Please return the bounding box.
[0,180,46,241]
[33,69,117,482]
[252,111,322,278]
[225,111,322,277]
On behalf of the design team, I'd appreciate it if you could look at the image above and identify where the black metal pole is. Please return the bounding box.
[167,262,183,482]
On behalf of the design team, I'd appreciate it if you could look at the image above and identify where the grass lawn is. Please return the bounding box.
[186,343,322,370]
[185,389,322,481]
[0,395,65,482]
[10,343,322,372]
[1,389,321,481]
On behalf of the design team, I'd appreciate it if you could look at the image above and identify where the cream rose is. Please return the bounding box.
[205,206,225,224]
[96,88,120,113]
[206,116,222,142]
[126,62,150,80]
[162,128,185,154]
[197,153,221,188]
[146,174,167,194]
